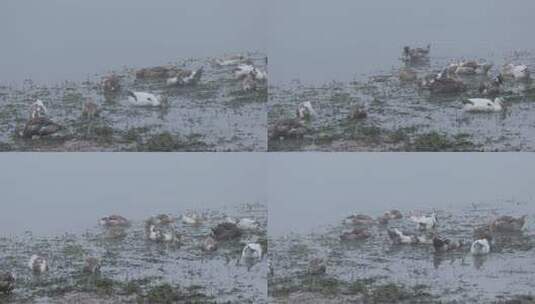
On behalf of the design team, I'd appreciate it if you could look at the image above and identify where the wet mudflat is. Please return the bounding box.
[268,200,535,303]
[0,203,267,304]
[268,50,535,152]
[0,53,267,152]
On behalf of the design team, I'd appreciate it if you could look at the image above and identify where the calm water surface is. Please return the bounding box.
[0,0,266,84]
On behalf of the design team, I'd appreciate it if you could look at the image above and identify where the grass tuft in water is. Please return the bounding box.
[409,131,477,151]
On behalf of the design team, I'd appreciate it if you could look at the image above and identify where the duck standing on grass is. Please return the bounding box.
[28,255,48,273]
[0,272,15,294]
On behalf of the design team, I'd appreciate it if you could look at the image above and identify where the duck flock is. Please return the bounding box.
[299,210,528,277]
[0,209,267,299]
[269,44,535,148]
[4,53,267,149]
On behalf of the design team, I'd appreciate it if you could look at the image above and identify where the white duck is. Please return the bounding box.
[241,243,262,260]
[502,63,530,81]
[410,212,438,230]
[29,99,47,119]
[127,91,166,107]
[28,255,48,273]
[463,98,504,112]
[296,101,317,120]
[470,239,490,255]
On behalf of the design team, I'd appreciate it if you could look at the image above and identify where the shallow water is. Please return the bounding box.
[0,53,267,151]
[268,0,535,152]
[267,154,535,303]
[269,200,535,303]
[0,203,267,303]
[268,50,535,151]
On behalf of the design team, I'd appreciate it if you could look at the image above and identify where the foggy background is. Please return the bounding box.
[269,0,535,84]
[0,0,266,83]
[0,153,267,235]
[268,153,535,236]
